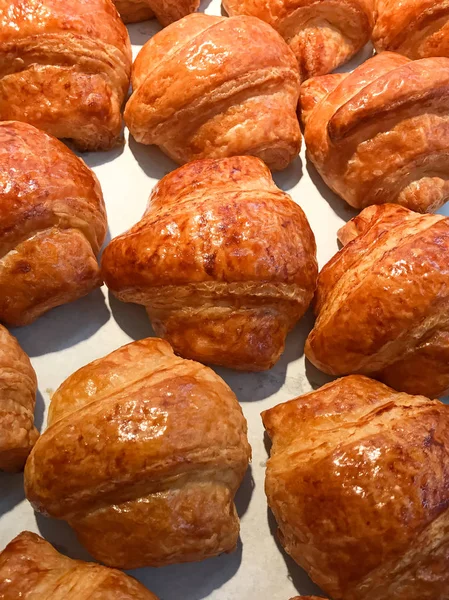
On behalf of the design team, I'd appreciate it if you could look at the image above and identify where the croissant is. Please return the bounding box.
[0,325,38,472]
[101,156,318,371]
[0,121,107,326]
[114,0,199,24]
[0,532,158,599]
[24,337,251,568]
[223,0,375,80]
[372,0,449,59]
[263,375,449,600]
[0,0,131,151]
[124,14,301,171]
[305,203,449,398]
[300,52,449,213]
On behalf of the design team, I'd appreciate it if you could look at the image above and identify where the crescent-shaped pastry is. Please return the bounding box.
[24,337,251,569]
[373,0,449,60]
[114,0,199,25]
[263,375,449,600]
[0,532,158,599]
[223,0,374,80]
[0,325,38,472]
[0,121,107,326]
[0,0,131,151]
[124,14,301,171]
[101,156,318,371]
[300,52,449,212]
[305,203,449,398]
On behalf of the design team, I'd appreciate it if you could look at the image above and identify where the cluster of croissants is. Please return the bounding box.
[1,0,449,598]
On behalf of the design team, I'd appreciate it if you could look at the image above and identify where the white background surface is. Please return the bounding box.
[2,3,449,599]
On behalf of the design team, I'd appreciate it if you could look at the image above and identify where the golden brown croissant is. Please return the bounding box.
[124,14,301,171]
[101,156,317,371]
[0,531,158,599]
[305,203,449,398]
[0,0,131,151]
[0,121,107,326]
[0,325,38,472]
[373,0,449,59]
[263,375,449,600]
[223,0,374,80]
[300,51,449,213]
[24,337,251,569]
[114,0,199,24]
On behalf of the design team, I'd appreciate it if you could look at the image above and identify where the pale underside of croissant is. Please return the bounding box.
[0,325,38,472]
[300,51,449,213]
[114,0,199,25]
[0,121,107,326]
[305,203,449,398]
[373,0,449,60]
[0,0,131,151]
[0,532,159,599]
[223,0,375,80]
[101,156,318,371]
[263,375,449,600]
[24,337,251,569]
[124,14,301,171]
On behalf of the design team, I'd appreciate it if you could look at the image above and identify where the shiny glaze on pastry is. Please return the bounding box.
[263,375,449,600]
[101,157,317,371]
[24,337,251,569]
[300,51,449,212]
[114,0,199,24]
[223,0,374,80]
[124,14,301,171]
[0,122,107,326]
[373,0,449,59]
[0,0,131,151]
[306,204,449,398]
[0,325,38,472]
[0,532,158,599]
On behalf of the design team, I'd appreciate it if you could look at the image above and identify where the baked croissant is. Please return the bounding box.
[0,325,38,472]
[114,0,199,24]
[0,0,131,151]
[24,337,251,569]
[102,156,318,371]
[223,0,374,80]
[0,121,107,326]
[373,0,449,60]
[300,51,449,213]
[305,203,449,398]
[0,532,158,599]
[263,375,449,600]
[124,14,301,171]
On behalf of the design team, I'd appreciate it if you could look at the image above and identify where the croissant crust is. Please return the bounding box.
[102,156,318,371]
[263,375,449,600]
[24,337,251,568]
[300,51,449,213]
[114,0,199,25]
[124,14,301,171]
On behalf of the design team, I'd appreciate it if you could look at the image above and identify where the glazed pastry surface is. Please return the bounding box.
[263,375,449,600]
[24,337,251,568]
[0,326,38,472]
[102,156,317,371]
[300,51,449,212]
[0,0,131,150]
[373,0,449,59]
[114,0,199,24]
[124,14,301,171]
[0,122,107,326]
[0,531,158,599]
[223,0,374,80]
[306,203,449,398]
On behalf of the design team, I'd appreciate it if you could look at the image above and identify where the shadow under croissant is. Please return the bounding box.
[35,514,95,562]
[0,473,26,517]
[266,508,325,598]
[11,289,111,358]
[126,19,162,47]
[272,155,303,192]
[129,136,179,181]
